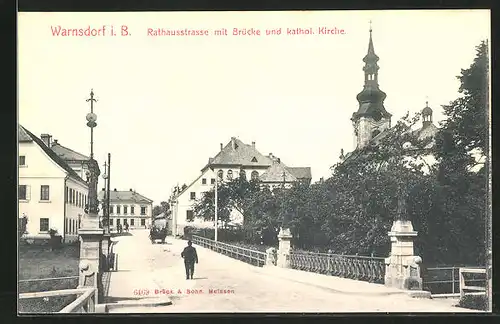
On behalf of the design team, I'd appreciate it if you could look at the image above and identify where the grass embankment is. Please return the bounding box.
[18,243,80,313]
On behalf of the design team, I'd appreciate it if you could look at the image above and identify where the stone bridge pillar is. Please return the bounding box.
[265,247,277,266]
[384,220,429,297]
[78,216,105,303]
[277,227,292,268]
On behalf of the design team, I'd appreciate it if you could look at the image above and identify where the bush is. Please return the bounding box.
[458,294,488,311]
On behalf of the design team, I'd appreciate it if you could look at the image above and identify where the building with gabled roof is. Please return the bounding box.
[18,125,90,243]
[170,137,312,236]
[98,188,153,230]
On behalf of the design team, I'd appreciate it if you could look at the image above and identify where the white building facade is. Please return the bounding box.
[171,137,311,236]
[19,126,89,243]
[98,189,153,230]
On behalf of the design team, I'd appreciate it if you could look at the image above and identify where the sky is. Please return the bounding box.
[18,10,490,205]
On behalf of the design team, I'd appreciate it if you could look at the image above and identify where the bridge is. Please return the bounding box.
[98,229,473,313]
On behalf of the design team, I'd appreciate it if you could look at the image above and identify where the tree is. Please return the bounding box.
[152,201,170,217]
[427,40,489,265]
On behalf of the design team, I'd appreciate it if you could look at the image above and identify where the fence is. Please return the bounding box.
[19,287,97,313]
[191,235,267,267]
[459,268,487,298]
[289,251,385,284]
[422,266,486,296]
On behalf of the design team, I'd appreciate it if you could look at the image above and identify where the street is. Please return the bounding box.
[106,230,478,313]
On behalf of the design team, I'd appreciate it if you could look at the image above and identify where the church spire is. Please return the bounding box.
[353,23,391,122]
[363,21,380,85]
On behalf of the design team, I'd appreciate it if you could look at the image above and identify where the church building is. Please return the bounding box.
[348,26,439,156]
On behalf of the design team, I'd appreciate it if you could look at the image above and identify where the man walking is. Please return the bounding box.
[181,240,198,279]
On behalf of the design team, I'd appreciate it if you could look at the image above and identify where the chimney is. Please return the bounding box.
[129,188,133,191]
[231,137,236,150]
[269,153,273,159]
[52,139,58,146]
[40,134,52,147]
[220,143,223,151]
[114,188,117,191]
[277,158,281,164]
[252,141,255,149]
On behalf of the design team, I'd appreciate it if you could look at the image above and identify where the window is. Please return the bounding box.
[109,219,114,226]
[117,206,121,214]
[124,206,128,214]
[186,210,194,221]
[202,178,207,185]
[71,219,74,234]
[130,219,135,226]
[141,219,146,226]
[140,207,146,215]
[65,187,68,203]
[124,219,128,225]
[240,170,246,180]
[227,170,233,180]
[78,192,81,207]
[130,206,135,214]
[39,218,49,232]
[251,171,259,181]
[84,195,87,208]
[19,185,29,200]
[71,189,75,204]
[190,192,196,200]
[40,185,50,201]
[211,178,215,184]
[110,205,114,214]
[19,155,26,166]
[117,219,121,225]
[217,170,223,180]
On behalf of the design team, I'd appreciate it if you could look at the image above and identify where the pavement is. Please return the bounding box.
[104,229,481,313]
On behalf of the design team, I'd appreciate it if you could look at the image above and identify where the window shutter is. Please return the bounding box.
[26,185,31,200]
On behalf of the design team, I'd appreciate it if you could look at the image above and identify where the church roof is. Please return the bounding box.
[202,137,273,171]
[98,189,153,204]
[19,125,87,184]
[51,142,90,161]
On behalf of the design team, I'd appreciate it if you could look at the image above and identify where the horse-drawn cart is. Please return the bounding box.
[149,227,168,244]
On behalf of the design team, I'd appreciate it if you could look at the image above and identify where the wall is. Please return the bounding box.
[175,166,259,234]
[107,201,152,229]
[356,116,391,148]
[19,141,66,240]
[64,177,89,242]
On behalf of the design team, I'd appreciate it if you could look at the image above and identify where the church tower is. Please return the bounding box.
[351,24,392,149]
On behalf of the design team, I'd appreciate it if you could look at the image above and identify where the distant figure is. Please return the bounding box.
[181,240,198,279]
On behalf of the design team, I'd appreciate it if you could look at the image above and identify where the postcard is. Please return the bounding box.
[17,9,491,314]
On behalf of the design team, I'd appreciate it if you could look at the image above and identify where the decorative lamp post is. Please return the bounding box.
[78,89,105,302]
[82,89,101,228]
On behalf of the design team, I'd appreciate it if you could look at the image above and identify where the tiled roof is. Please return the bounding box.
[19,125,33,142]
[259,162,298,183]
[51,142,89,161]
[202,137,273,171]
[98,190,153,204]
[19,125,87,184]
[286,167,312,180]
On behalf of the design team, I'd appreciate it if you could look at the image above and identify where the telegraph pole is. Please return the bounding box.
[107,153,111,234]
